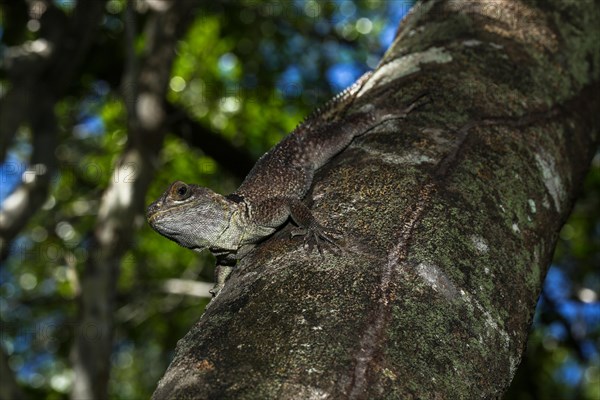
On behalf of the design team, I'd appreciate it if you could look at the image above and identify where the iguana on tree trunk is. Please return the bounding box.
[146,72,427,295]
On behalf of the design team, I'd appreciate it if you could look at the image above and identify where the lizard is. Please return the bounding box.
[146,71,428,295]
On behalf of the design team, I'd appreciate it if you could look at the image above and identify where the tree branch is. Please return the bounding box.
[165,102,256,179]
[71,1,199,398]
[0,90,57,260]
[160,278,213,298]
[0,1,107,393]
[0,0,106,259]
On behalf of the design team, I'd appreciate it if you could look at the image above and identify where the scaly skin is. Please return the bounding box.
[147,73,428,295]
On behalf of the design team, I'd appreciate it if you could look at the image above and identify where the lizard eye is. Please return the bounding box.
[171,182,191,200]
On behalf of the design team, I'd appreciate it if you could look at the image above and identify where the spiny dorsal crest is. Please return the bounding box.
[292,71,373,135]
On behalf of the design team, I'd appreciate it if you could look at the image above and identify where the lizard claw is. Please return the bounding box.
[291,224,343,256]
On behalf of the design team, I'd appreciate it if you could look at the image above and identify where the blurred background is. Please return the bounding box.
[0,1,598,399]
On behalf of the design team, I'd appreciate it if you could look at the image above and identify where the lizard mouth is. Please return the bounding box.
[146,201,194,224]
[146,200,163,221]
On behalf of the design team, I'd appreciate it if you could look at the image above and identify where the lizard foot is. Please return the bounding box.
[209,285,222,297]
[209,264,234,297]
[290,223,343,256]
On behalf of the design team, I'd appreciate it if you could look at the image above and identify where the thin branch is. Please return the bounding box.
[165,102,256,179]
[160,278,213,298]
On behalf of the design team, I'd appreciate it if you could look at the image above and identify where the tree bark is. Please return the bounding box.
[153,0,599,399]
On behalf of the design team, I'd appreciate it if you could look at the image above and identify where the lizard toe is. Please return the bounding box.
[293,223,344,256]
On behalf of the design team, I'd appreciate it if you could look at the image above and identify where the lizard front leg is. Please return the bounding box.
[209,251,237,296]
[210,245,255,296]
[252,197,342,255]
[288,199,342,255]
[210,264,234,296]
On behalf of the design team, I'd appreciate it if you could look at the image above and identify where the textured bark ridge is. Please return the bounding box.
[153,1,600,399]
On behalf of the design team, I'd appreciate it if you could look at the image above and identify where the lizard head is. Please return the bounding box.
[146,181,236,251]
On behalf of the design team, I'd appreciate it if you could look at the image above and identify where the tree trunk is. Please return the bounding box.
[152,0,599,398]
[70,2,198,399]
